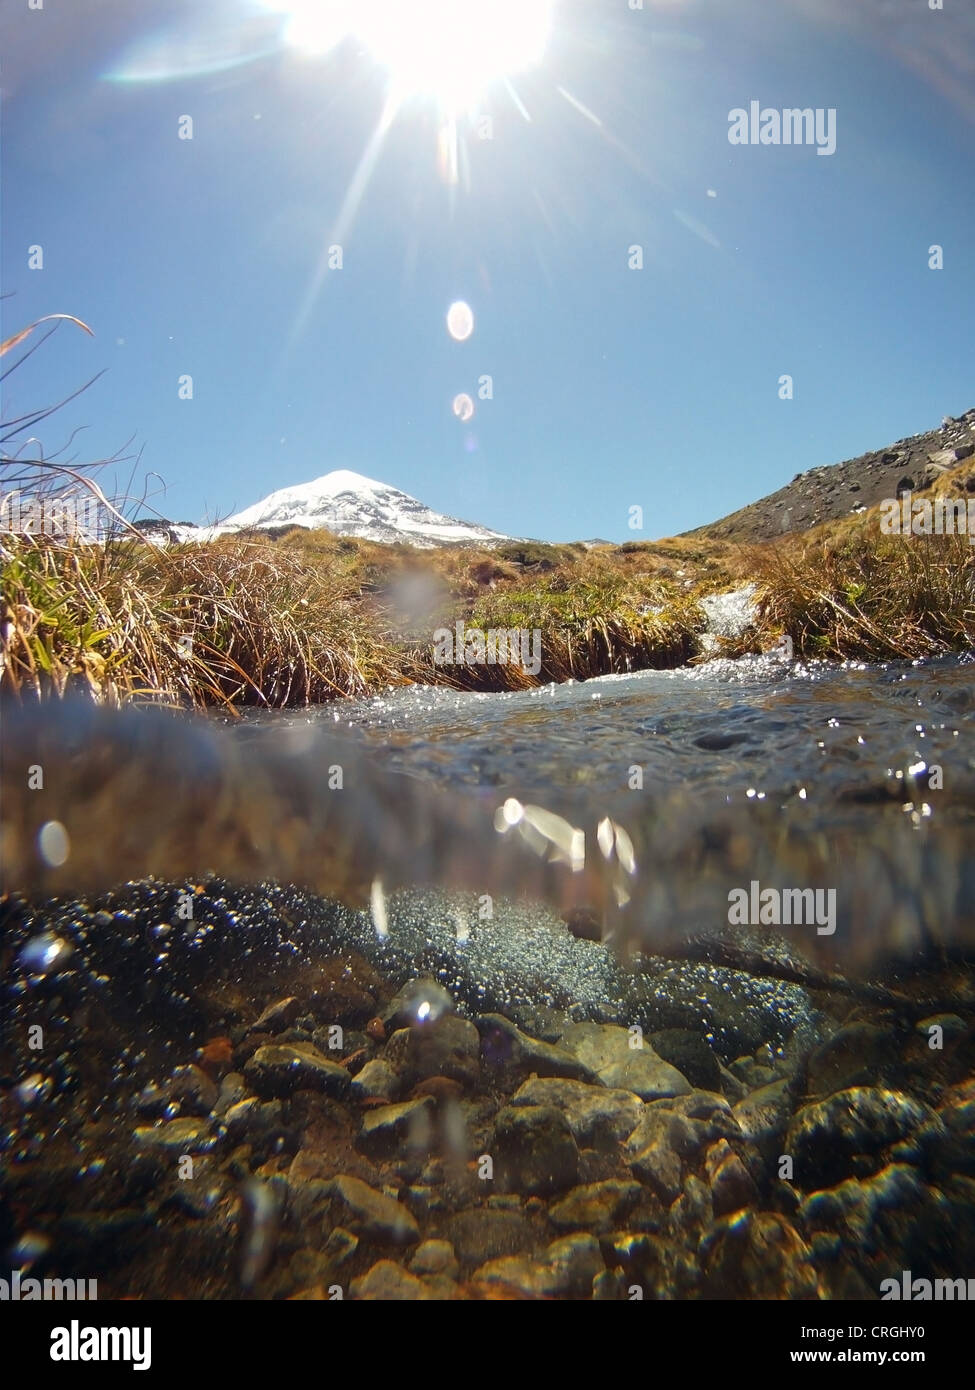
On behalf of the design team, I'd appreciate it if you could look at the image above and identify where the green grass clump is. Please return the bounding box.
[0,532,410,710]
[746,509,975,661]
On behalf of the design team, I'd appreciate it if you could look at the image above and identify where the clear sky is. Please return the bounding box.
[3,0,974,543]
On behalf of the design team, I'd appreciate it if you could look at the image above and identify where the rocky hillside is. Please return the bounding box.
[687,408,975,542]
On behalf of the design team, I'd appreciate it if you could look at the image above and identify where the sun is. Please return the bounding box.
[268,0,556,114]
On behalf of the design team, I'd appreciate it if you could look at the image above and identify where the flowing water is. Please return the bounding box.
[2,654,974,1299]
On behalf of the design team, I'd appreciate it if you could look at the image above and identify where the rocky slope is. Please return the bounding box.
[686,408,975,543]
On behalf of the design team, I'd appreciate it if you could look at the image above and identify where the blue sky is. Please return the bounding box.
[3,0,974,543]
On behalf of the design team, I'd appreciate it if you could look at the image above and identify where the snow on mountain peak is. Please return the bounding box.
[219,469,508,548]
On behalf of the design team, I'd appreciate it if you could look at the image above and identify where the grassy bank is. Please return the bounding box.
[2,461,973,710]
[744,463,975,662]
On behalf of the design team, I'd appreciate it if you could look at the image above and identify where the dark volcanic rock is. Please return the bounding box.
[444,1207,536,1266]
[786,1087,937,1188]
[382,1015,481,1090]
[804,1022,900,1096]
[509,1077,644,1149]
[476,1014,597,1084]
[493,1105,581,1196]
[325,1175,419,1245]
[244,1043,351,1099]
[649,1029,723,1091]
[699,1211,822,1299]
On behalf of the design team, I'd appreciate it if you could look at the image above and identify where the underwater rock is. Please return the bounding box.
[699,1210,823,1300]
[648,1029,723,1091]
[249,998,301,1034]
[915,1013,968,1043]
[223,1097,286,1146]
[382,979,456,1030]
[786,1087,937,1188]
[795,1163,975,1285]
[212,1072,250,1117]
[133,1117,218,1153]
[935,1077,975,1171]
[350,1260,432,1299]
[732,1078,795,1156]
[804,1022,901,1096]
[382,1015,481,1090]
[358,1098,436,1156]
[471,1238,608,1298]
[351,1059,400,1102]
[325,1175,419,1245]
[544,1233,605,1296]
[509,1077,644,1149]
[558,1023,692,1100]
[476,1014,596,1084]
[493,1105,580,1196]
[167,1064,219,1116]
[548,1179,644,1234]
[409,1239,459,1278]
[443,1207,535,1266]
[243,1043,352,1099]
[628,1137,682,1206]
[704,1138,760,1216]
[634,957,820,1059]
[54,1210,156,1271]
[470,1256,561,1298]
[625,1092,740,1166]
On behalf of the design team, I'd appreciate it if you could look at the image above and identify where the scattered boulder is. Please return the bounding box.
[804,1022,900,1096]
[733,1078,794,1155]
[705,1138,760,1216]
[249,997,301,1035]
[409,1239,459,1278]
[167,1064,218,1116]
[351,1058,399,1102]
[444,1207,535,1266]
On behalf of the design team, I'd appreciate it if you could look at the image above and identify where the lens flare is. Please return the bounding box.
[270,0,556,113]
[446,301,474,341]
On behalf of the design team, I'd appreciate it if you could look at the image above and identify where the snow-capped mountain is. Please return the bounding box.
[154,470,509,548]
[223,469,507,547]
